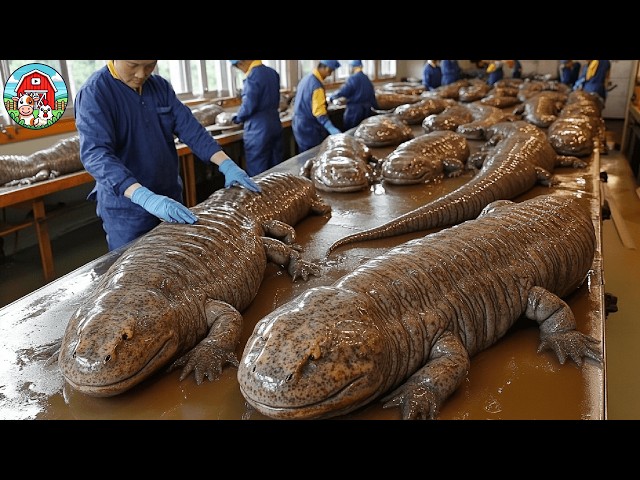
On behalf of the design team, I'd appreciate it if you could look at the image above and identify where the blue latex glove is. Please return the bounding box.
[219,159,261,192]
[327,125,341,135]
[130,186,198,224]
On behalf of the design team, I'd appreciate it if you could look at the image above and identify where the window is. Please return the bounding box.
[67,60,106,100]
[1,60,396,129]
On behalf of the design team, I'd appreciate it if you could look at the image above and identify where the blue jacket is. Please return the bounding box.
[581,60,611,100]
[332,67,378,131]
[422,62,442,91]
[293,69,339,153]
[486,61,504,85]
[440,60,461,85]
[512,60,522,78]
[560,61,581,87]
[234,61,284,176]
[75,63,223,249]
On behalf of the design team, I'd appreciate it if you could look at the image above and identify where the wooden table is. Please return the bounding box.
[0,170,95,282]
[0,110,296,281]
[0,125,607,420]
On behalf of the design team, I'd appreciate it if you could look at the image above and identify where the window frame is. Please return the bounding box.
[1,59,397,140]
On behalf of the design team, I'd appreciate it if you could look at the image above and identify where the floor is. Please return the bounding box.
[1,124,639,420]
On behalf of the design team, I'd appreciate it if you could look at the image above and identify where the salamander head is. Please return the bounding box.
[382,150,444,185]
[311,155,373,192]
[238,286,390,419]
[59,287,181,397]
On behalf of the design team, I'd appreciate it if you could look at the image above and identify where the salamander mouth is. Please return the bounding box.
[240,374,374,420]
[62,337,177,397]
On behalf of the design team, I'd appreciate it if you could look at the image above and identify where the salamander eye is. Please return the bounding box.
[121,326,133,341]
[309,343,322,360]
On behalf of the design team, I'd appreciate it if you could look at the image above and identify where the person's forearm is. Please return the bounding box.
[124,182,142,199]
[210,150,232,166]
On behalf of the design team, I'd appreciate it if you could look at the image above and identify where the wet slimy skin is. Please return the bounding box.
[381,130,469,185]
[0,135,83,186]
[239,195,602,420]
[300,133,375,193]
[327,127,585,256]
[54,173,331,397]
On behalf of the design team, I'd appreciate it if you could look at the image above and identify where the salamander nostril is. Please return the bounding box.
[104,354,111,363]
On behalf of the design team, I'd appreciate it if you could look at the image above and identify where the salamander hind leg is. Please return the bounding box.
[526,286,603,366]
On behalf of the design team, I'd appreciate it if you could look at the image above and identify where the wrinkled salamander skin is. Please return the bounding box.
[300,133,375,193]
[326,128,585,255]
[55,173,331,397]
[0,135,83,186]
[381,130,469,185]
[238,195,602,420]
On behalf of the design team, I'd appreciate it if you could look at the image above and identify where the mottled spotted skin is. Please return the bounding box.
[55,173,331,397]
[1,135,83,186]
[327,129,585,255]
[300,133,375,193]
[354,114,414,148]
[381,130,469,185]
[238,195,602,420]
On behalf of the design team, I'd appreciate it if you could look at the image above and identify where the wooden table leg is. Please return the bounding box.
[31,198,55,282]
[180,153,197,207]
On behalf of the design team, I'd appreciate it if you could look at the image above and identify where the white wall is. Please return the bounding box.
[603,60,634,118]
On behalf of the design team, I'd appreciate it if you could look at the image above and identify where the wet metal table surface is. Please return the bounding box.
[0,127,606,420]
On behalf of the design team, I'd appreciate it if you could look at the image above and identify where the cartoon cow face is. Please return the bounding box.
[12,92,38,126]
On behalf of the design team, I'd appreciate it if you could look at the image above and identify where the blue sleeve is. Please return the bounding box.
[75,80,138,197]
[169,84,222,164]
[334,75,356,99]
[234,71,261,123]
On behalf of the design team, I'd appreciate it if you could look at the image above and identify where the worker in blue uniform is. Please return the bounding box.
[329,60,379,131]
[486,60,505,85]
[75,60,260,252]
[575,60,611,102]
[440,60,461,85]
[229,60,284,176]
[292,60,342,153]
[510,60,522,78]
[422,60,441,91]
[559,60,581,87]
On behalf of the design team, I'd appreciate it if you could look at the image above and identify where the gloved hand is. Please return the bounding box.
[232,115,241,124]
[327,125,341,135]
[130,186,198,224]
[219,159,261,192]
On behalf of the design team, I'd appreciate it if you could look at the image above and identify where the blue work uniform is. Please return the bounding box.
[486,61,504,85]
[440,60,461,85]
[331,66,378,131]
[422,62,442,91]
[293,68,340,153]
[233,61,284,176]
[75,63,224,251]
[559,61,581,87]
[581,60,611,100]
[512,60,522,78]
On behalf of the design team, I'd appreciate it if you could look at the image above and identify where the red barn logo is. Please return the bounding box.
[3,63,68,130]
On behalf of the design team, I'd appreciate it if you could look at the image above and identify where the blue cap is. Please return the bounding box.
[350,60,362,67]
[320,60,341,70]
[229,60,240,66]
